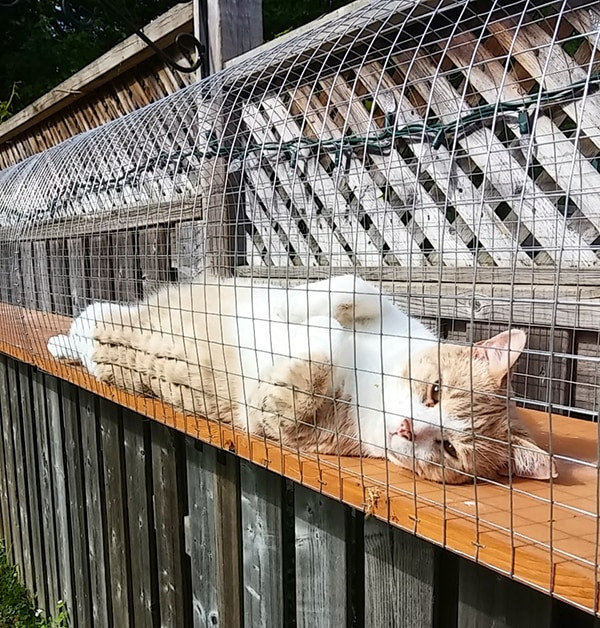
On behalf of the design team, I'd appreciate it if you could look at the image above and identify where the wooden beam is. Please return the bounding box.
[206,0,263,72]
[200,0,262,276]
[0,3,194,146]
[235,265,600,287]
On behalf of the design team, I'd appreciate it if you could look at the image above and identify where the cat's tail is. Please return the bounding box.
[47,334,79,361]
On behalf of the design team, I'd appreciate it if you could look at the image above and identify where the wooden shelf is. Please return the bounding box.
[0,303,598,615]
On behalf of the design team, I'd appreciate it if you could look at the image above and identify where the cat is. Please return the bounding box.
[47,274,557,484]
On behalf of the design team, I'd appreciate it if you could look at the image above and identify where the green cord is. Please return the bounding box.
[75,71,600,199]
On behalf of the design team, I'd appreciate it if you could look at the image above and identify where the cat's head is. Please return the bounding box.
[386,329,558,484]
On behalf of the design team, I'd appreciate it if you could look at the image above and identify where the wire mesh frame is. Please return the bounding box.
[0,0,600,614]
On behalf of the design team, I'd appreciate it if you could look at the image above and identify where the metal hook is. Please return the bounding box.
[61,0,205,74]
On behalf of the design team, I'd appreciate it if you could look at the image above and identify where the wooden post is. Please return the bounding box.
[193,0,263,276]
[204,0,263,73]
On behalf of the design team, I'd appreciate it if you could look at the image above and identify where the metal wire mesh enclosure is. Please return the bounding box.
[1,0,600,616]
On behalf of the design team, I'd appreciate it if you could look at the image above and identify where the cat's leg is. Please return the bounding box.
[47,334,79,360]
[247,355,335,446]
[93,343,152,395]
[246,316,344,445]
[274,275,389,329]
[47,301,118,369]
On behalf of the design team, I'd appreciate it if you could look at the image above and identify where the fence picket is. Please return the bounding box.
[151,421,187,626]
[60,379,93,627]
[364,518,435,627]
[295,486,347,628]
[99,398,132,626]
[240,461,284,628]
[122,408,156,626]
[78,390,110,626]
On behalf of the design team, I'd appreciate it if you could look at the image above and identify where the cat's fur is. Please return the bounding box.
[47,274,557,484]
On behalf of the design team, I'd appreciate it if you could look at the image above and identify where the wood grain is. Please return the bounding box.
[240,461,284,628]
[295,487,346,628]
[6,360,34,592]
[99,398,131,626]
[60,378,93,627]
[78,390,111,626]
[151,422,187,627]
[33,241,52,312]
[31,367,60,612]
[215,451,243,627]
[364,518,435,627]
[122,408,156,627]
[45,373,75,614]
[17,361,48,613]
[67,238,88,315]
[20,241,36,310]
[112,231,140,303]
[457,556,553,628]
[139,226,170,296]
[185,439,220,626]
[89,234,114,301]
[0,356,23,568]
[48,239,71,316]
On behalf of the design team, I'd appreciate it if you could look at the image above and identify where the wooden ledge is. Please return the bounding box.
[0,303,598,615]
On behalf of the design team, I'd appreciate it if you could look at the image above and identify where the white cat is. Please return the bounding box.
[47,274,556,483]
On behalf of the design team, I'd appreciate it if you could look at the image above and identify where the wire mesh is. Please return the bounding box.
[0,0,599,614]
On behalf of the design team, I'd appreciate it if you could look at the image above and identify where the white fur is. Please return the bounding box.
[50,301,128,376]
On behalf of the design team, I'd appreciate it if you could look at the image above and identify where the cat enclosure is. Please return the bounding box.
[0,0,599,625]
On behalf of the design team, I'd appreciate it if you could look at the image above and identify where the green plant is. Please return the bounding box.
[0,539,69,627]
[0,83,18,124]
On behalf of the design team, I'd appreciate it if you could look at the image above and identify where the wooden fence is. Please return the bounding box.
[0,352,595,628]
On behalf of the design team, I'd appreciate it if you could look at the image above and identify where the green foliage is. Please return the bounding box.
[0,0,180,113]
[0,83,18,124]
[0,540,69,627]
[0,0,354,118]
[262,0,353,40]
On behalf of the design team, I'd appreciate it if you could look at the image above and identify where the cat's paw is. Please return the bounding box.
[255,357,333,426]
[47,334,78,360]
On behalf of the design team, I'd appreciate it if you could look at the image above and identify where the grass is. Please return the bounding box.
[0,540,68,627]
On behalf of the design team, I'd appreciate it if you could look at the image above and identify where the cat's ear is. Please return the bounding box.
[500,434,558,480]
[472,329,526,378]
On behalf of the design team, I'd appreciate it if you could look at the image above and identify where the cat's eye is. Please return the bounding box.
[425,382,441,407]
[443,440,457,458]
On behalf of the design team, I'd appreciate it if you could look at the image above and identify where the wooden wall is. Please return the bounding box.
[0,352,596,627]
